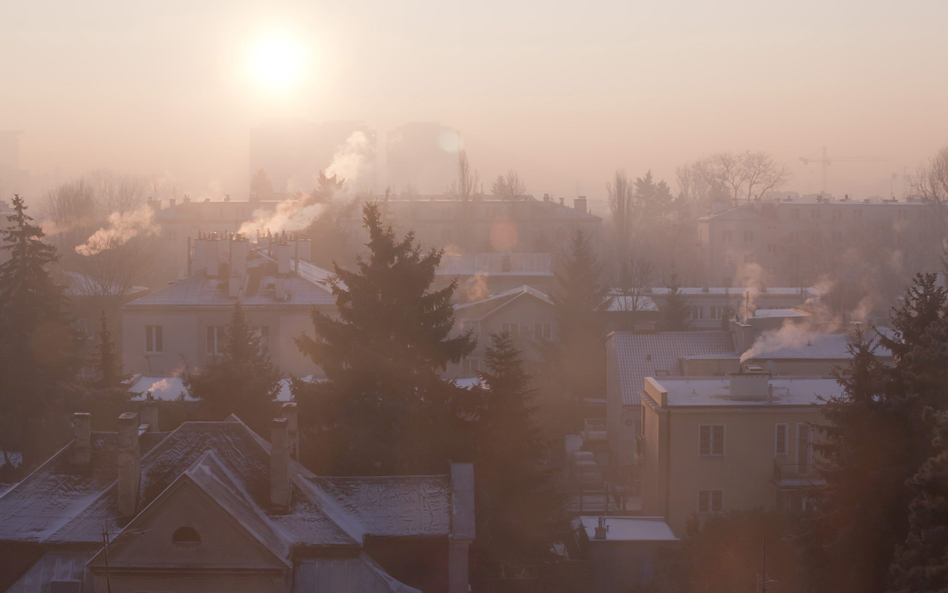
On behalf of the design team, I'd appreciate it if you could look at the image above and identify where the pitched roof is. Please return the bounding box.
[455,285,553,320]
[610,331,738,406]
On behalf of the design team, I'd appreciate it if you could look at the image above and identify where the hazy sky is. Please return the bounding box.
[2,0,947,201]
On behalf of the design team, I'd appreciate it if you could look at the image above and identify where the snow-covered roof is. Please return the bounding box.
[60,270,150,298]
[0,419,462,550]
[128,375,312,402]
[744,330,893,361]
[455,285,553,320]
[607,295,659,312]
[609,331,737,406]
[652,376,842,407]
[577,516,677,542]
[751,308,810,319]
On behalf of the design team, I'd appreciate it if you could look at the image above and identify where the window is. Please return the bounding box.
[721,277,731,287]
[441,228,452,242]
[699,425,725,456]
[461,357,480,375]
[797,423,813,475]
[534,323,552,340]
[832,209,842,220]
[811,209,821,219]
[854,209,863,221]
[792,209,800,220]
[172,526,200,545]
[833,230,843,243]
[253,326,270,354]
[743,230,754,243]
[766,243,777,254]
[710,306,723,320]
[775,424,788,457]
[743,253,754,264]
[898,209,908,220]
[76,317,96,341]
[501,323,519,339]
[766,266,777,276]
[721,231,733,244]
[145,325,163,354]
[206,326,224,356]
[690,306,703,320]
[698,490,724,513]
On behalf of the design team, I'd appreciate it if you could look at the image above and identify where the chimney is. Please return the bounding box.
[297,239,312,263]
[206,237,220,278]
[281,403,299,461]
[594,516,609,540]
[277,242,291,275]
[574,196,587,214]
[71,412,92,464]
[728,368,772,400]
[275,276,286,301]
[229,235,249,278]
[117,412,141,518]
[543,193,550,202]
[168,198,176,208]
[270,418,290,510]
[192,235,207,273]
[146,199,160,213]
[140,398,159,432]
[729,318,754,354]
[559,197,565,206]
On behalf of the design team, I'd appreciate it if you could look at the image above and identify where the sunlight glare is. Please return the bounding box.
[248,32,308,92]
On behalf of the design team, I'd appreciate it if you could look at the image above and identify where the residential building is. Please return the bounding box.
[574,516,678,593]
[448,285,556,378]
[348,195,601,254]
[605,331,738,485]
[0,405,474,593]
[121,236,333,378]
[435,252,554,301]
[638,370,840,536]
[698,196,944,287]
[740,327,894,375]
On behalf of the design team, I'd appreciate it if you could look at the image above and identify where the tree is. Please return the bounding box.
[449,150,480,202]
[470,332,565,578]
[659,272,692,330]
[250,168,274,201]
[0,195,78,468]
[490,169,527,200]
[539,228,611,434]
[607,169,635,257]
[184,300,281,435]
[915,144,948,235]
[293,202,476,474]
[614,257,654,318]
[95,311,122,388]
[889,409,948,593]
[740,150,791,202]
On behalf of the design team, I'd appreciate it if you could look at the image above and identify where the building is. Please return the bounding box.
[385,122,460,195]
[605,331,739,485]
[0,405,474,593]
[448,285,556,378]
[740,327,894,375]
[697,196,944,287]
[349,195,601,254]
[574,516,678,593]
[250,120,378,195]
[638,370,840,536]
[121,236,333,378]
[435,252,553,301]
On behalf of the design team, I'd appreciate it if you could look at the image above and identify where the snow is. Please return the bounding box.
[128,375,317,402]
[577,516,678,542]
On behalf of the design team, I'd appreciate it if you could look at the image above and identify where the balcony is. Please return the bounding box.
[772,460,825,488]
[582,418,607,442]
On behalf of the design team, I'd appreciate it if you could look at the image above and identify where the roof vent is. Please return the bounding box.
[594,516,609,540]
[728,367,772,400]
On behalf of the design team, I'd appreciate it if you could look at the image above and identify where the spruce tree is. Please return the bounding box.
[539,228,611,434]
[184,300,281,435]
[889,410,948,593]
[0,195,77,468]
[471,332,565,577]
[660,272,692,331]
[293,202,476,475]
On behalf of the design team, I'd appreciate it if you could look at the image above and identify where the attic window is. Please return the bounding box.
[172,526,200,546]
[654,369,670,377]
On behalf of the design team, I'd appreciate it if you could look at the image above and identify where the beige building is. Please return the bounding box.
[435,252,553,302]
[698,196,944,287]
[449,285,556,378]
[0,405,475,593]
[638,371,840,536]
[121,236,333,378]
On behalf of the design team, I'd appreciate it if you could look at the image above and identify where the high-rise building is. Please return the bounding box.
[385,122,461,194]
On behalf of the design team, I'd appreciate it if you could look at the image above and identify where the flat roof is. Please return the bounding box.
[577,516,677,542]
[751,308,810,319]
[651,376,842,407]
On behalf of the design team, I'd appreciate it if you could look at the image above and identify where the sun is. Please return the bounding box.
[248,32,307,92]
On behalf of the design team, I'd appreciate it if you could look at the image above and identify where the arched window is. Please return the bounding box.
[172,526,200,545]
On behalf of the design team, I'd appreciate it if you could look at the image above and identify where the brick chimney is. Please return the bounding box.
[574,196,587,214]
[270,418,290,510]
[594,516,609,540]
[117,412,141,518]
[140,398,159,433]
[229,235,249,278]
[281,403,299,461]
[206,237,220,278]
[277,242,291,275]
[71,412,92,464]
[191,236,207,273]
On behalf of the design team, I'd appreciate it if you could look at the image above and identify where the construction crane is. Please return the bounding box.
[799,146,887,196]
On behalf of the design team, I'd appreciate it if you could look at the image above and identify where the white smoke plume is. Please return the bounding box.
[75,205,157,256]
[238,132,371,237]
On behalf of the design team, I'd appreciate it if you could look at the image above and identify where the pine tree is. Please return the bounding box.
[0,195,77,468]
[471,332,565,577]
[293,202,476,475]
[539,228,611,434]
[660,272,692,331]
[184,300,281,435]
[889,409,948,593]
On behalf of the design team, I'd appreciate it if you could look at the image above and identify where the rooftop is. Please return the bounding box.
[610,331,738,406]
[455,284,553,320]
[650,376,842,407]
[576,516,677,543]
[750,308,810,319]
[744,330,893,361]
